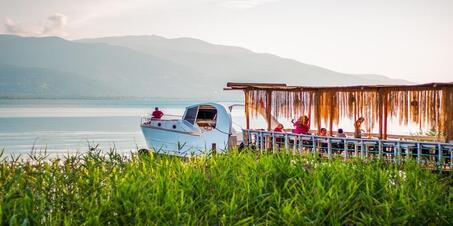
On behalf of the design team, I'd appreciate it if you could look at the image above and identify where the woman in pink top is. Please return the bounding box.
[292,116,310,134]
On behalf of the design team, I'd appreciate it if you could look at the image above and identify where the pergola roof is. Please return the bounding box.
[225,82,453,142]
[225,82,453,91]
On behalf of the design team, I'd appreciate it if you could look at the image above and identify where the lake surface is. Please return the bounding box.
[0,98,422,157]
[0,99,243,157]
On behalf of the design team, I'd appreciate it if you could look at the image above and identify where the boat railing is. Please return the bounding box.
[140,114,183,126]
[242,129,453,170]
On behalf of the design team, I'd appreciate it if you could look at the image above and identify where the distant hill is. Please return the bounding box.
[0,34,411,99]
[0,64,116,98]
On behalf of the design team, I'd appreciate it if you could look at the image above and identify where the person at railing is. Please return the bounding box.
[273,123,285,146]
[354,117,365,138]
[274,123,284,132]
[318,128,327,136]
[152,107,164,120]
[336,128,346,138]
[335,128,346,153]
[291,115,310,134]
[316,128,328,153]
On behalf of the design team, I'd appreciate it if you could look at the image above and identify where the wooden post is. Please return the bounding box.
[343,140,348,159]
[266,90,272,131]
[285,134,289,153]
[444,87,453,143]
[265,90,273,150]
[329,93,334,136]
[378,89,383,139]
[272,132,276,153]
[383,92,388,140]
[315,91,321,132]
[327,137,332,159]
[211,143,216,155]
[378,140,383,159]
[416,142,421,164]
[244,90,250,130]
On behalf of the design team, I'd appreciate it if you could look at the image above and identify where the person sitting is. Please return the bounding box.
[291,115,310,134]
[354,117,365,138]
[335,128,346,153]
[273,123,285,146]
[318,128,327,136]
[336,128,346,137]
[274,123,284,132]
[316,128,328,153]
[151,107,164,119]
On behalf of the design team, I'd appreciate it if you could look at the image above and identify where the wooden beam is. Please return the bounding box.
[315,91,321,132]
[378,89,383,139]
[383,92,388,139]
[244,90,250,130]
[266,90,272,131]
[225,82,453,92]
[445,87,453,143]
[329,92,334,136]
[226,82,287,89]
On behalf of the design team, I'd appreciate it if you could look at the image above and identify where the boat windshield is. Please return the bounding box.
[183,106,198,124]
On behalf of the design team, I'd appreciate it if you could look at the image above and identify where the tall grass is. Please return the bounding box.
[0,148,452,225]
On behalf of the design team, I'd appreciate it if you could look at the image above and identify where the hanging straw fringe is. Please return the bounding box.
[245,87,453,140]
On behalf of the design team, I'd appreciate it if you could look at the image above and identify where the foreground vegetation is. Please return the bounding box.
[0,149,452,225]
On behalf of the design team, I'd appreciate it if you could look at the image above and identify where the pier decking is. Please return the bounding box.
[243,129,453,170]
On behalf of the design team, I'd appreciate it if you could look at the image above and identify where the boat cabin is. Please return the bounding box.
[184,105,217,131]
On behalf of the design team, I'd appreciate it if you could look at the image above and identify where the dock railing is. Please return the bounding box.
[242,129,453,170]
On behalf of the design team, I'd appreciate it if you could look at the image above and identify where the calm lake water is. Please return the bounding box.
[0,99,243,156]
[0,98,421,157]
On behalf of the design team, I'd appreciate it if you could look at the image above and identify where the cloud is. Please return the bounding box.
[4,18,20,33]
[3,18,42,36]
[43,13,67,35]
[219,0,279,9]
[3,13,68,36]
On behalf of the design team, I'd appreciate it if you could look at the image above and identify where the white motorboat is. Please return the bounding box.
[140,103,239,156]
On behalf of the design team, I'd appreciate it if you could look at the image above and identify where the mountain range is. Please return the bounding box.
[0,34,411,99]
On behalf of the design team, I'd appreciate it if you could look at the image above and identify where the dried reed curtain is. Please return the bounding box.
[245,87,453,141]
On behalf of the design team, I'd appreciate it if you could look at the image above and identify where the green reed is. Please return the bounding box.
[0,148,451,225]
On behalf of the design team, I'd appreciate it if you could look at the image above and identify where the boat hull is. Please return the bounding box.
[141,125,229,156]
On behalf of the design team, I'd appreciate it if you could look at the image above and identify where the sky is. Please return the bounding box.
[0,0,452,83]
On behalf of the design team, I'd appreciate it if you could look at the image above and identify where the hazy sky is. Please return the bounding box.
[1,0,452,83]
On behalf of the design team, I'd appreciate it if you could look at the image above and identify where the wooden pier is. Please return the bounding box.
[243,129,453,170]
[226,82,453,170]
[225,82,453,143]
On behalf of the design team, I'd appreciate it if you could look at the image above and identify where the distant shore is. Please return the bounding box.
[0,96,242,102]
